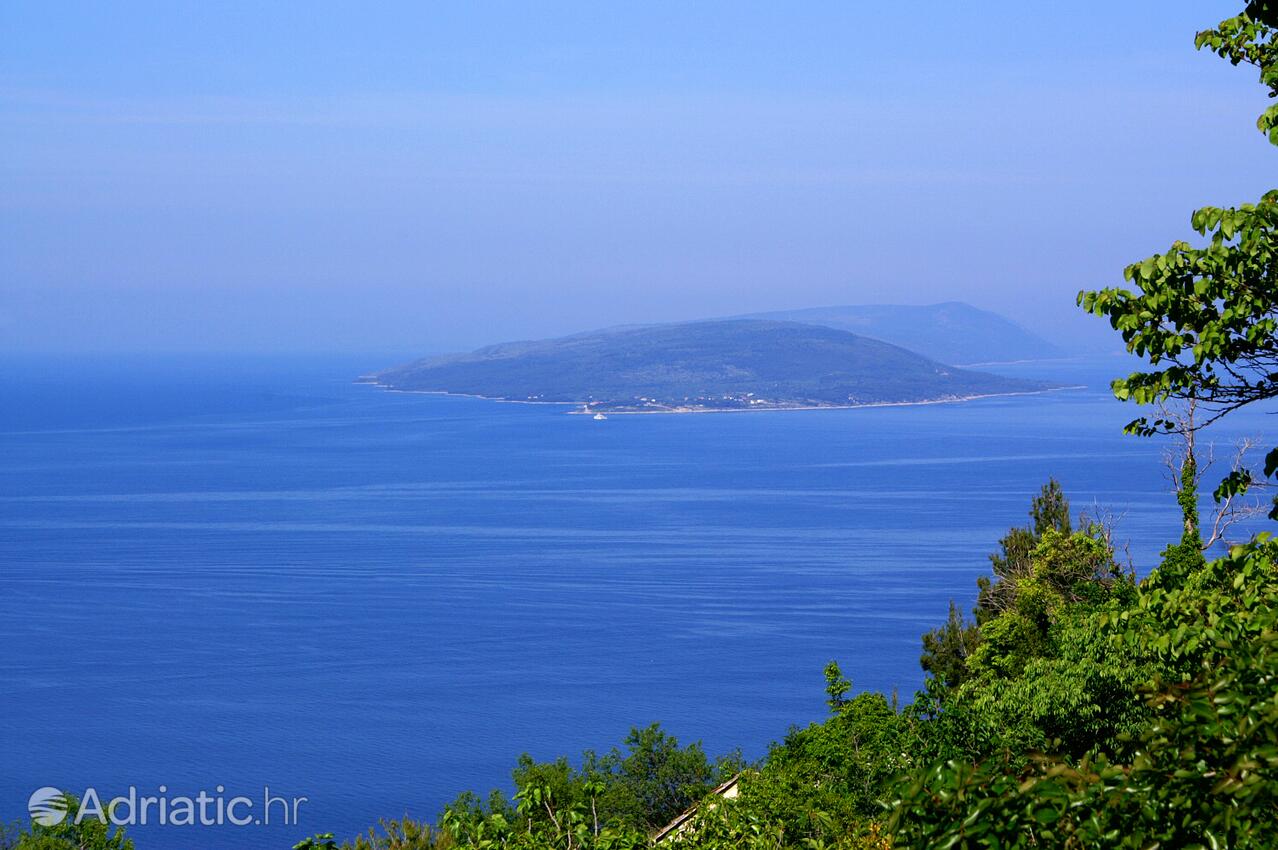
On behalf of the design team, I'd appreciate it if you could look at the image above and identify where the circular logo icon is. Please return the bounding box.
[28,787,69,826]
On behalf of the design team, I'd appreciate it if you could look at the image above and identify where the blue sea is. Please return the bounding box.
[1,354,1269,849]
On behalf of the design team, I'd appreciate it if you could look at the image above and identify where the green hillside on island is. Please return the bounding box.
[369,319,1053,412]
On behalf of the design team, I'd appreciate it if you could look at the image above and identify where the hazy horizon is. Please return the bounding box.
[3,1,1272,355]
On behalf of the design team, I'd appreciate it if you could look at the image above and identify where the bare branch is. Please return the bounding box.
[1203,435,1269,550]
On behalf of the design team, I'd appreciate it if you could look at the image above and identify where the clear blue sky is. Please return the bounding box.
[2,1,1273,355]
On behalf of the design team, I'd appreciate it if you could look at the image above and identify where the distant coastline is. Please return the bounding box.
[357,377,1085,415]
[950,357,1077,368]
[568,385,1087,415]
[356,380,578,407]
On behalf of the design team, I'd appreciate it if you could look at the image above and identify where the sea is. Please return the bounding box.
[0,353,1270,849]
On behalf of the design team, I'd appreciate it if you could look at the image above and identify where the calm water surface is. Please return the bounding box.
[0,354,1268,848]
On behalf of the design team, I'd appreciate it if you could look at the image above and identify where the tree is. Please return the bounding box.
[976,480,1072,623]
[890,539,1278,849]
[1151,400,1268,585]
[604,724,717,831]
[1078,5,1278,518]
[824,661,852,713]
[888,7,1278,845]
[920,481,1078,693]
[919,601,979,690]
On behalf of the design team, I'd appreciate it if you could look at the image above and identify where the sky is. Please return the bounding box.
[2,1,1275,356]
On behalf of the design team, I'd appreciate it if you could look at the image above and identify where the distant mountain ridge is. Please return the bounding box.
[370,319,1054,413]
[736,302,1062,365]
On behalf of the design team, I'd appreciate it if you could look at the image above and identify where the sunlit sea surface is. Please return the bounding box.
[1,354,1270,849]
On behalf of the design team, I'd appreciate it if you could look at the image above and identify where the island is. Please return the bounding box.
[365,319,1057,414]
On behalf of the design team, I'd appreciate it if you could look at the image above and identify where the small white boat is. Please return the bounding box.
[593,412,607,421]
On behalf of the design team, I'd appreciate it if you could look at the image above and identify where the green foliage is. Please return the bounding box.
[598,724,720,830]
[886,9,1278,845]
[890,539,1278,848]
[976,479,1072,623]
[661,793,892,850]
[1080,4,1278,518]
[325,725,723,849]
[652,503,1133,850]
[960,603,1150,761]
[1178,448,1204,545]
[1195,5,1278,143]
[957,516,1143,760]
[658,688,906,848]
[773,693,905,818]
[1077,190,1278,434]
[925,480,1123,705]
[918,601,978,690]
[343,821,438,850]
[294,835,339,850]
[824,661,852,713]
[4,796,133,850]
[1155,445,1211,587]
[920,481,1078,695]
